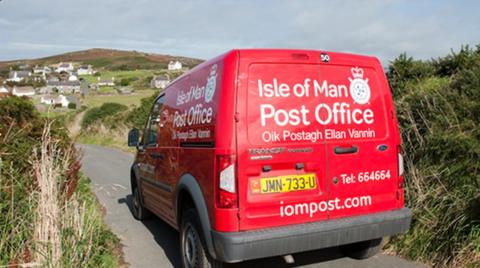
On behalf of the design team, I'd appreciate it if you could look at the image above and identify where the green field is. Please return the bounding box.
[83,89,158,108]
[79,70,156,84]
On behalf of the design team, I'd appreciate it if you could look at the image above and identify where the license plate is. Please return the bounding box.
[250,174,317,194]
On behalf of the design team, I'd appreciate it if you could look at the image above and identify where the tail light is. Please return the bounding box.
[216,155,237,208]
[397,145,404,188]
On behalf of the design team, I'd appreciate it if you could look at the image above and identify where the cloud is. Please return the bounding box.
[0,0,479,64]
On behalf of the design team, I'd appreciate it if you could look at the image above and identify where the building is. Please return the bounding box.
[7,71,31,82]
[55,62,74,73]
[96,77,115,86]
[168,60,182,71]
[47,76,60,83]
[45,80,81,94]
[0,85,9,98]
[12,86,35,97]
[77,65,94,75]
[40,94,70,107]
[150,75,170,89]
[68,74,79,81]
[33,66,52,77]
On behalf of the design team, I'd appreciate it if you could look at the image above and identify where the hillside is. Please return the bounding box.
[0,48,203,71]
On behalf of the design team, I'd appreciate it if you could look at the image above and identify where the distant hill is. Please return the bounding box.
[0,48,203,72]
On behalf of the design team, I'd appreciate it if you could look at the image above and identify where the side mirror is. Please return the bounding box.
[128,128,140,147]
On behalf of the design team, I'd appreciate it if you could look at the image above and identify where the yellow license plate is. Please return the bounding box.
[250,174,317,194]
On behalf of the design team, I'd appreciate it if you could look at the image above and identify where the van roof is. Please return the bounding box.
[167,49,382,89]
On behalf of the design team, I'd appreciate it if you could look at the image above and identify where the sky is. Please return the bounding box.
[0,0,479,64]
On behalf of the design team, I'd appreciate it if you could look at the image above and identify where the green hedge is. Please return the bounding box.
[386,45,480,267]
[81,102,128,129]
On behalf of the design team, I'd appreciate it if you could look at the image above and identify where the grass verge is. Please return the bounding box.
[0,96,122,267]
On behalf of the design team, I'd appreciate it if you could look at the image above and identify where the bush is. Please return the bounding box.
[386,45,480,267]
[126,91,158,129]
[68,102,77,109]
[432,45,480,77]
[387,53,435,98]
[117,77,138,87]
[81,102,128,129]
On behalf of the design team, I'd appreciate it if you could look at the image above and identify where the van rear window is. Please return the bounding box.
[246,63,388,145]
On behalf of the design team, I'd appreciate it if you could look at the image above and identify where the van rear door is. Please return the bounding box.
[320,62,401,220]
[236,51,329,230]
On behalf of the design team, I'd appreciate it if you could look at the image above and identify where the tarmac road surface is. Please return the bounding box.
[79,143,425,268]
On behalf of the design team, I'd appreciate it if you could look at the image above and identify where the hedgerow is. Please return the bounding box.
[386,45,480,267]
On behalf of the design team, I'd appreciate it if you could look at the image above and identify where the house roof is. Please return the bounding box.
[42,94,58,101]
[42,94,68,103]
[47,80,81,86]
[9,71,31,78]
[13,86,35,93]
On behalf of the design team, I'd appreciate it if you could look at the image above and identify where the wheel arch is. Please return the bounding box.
[175,173,216,259]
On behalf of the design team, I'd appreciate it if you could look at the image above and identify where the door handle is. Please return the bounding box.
[150,152,164,160]
[334,145,358,154]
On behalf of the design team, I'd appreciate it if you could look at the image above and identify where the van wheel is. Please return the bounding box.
[132,186,151,220]
[341,238,383,259]
[180,209,222,268]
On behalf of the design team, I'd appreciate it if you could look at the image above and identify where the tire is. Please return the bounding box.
[180,209,222,268]
[131,186,152,220]
[341,237,383,259]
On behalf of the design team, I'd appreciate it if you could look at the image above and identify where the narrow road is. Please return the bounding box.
[79,143,425,268]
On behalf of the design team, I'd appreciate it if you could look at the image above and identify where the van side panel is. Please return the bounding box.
[169,52,239,231]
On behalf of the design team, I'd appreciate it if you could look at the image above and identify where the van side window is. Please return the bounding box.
[144,95,164,146]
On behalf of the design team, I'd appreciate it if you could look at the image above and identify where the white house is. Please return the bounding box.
[0,85,9,97]
[41,94,70,107]
[77,65,94,75]
[12,86,35,97]
[7,71,31,82]
[55,62,74,73]
[33,66,52,77]
[168,60,182,71]
[96,77,115,86]
[68,74,78,81]
[150,75,170,89]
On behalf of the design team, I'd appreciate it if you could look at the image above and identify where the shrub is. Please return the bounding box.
[386,53,435,98]
[386,45,480,267]
[81,102,128,129]
[68,103,77,109]
[126,91,158,129]
[432,45,479,77]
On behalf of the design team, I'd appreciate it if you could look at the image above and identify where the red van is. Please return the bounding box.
[128,49,411,267]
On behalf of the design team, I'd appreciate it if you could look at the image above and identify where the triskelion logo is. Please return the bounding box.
[205,64,217,103]
[348,67,370,105]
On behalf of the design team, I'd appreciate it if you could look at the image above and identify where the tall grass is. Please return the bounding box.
[33,124,62,266]
[0,96,119,267]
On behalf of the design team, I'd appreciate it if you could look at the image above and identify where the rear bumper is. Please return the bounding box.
[211,207,411,263]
